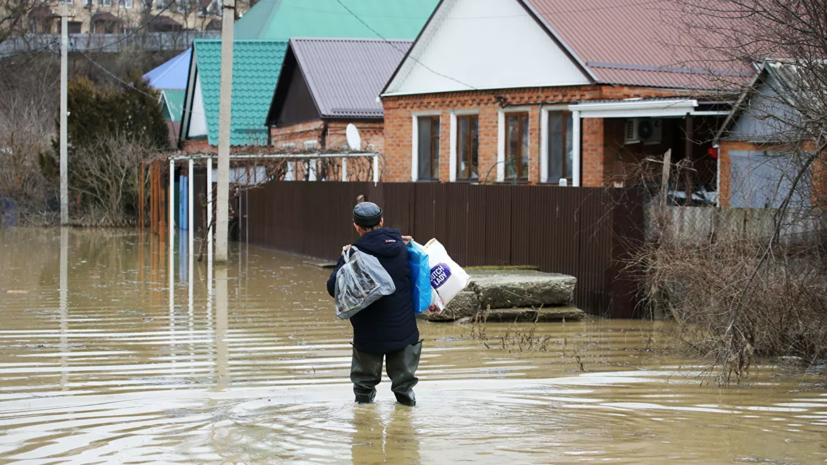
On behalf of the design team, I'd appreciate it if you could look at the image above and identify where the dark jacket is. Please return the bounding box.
[327,228,419,354]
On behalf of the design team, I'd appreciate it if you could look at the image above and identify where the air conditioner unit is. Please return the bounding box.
[625,118,663,145]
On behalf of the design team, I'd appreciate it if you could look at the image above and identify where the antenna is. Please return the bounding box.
[346,124,362,151]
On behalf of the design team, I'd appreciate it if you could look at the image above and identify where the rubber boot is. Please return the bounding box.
[350,347,383,404]
[386,341,422,406]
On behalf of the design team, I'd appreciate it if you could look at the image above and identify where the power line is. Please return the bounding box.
[332,0,477,91]
[78,48,207,119]
[78,49,160,99]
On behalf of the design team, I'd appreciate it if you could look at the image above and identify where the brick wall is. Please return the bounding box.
[326,120,385,153]
[383,85,694,184]
[269,119,385,153]
[270,120,325,150]
[180,139,269,155]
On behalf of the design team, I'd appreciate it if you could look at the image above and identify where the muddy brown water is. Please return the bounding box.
[0,228,825,464]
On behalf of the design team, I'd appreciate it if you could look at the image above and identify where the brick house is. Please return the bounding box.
[265,38,411,155]
[715,60,826,208]
[380,0,747,192]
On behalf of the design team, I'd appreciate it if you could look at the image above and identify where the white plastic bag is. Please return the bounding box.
[334,246,396,320]
[424,239,470,310]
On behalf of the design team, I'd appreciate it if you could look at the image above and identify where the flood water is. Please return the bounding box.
[0,228,825,464]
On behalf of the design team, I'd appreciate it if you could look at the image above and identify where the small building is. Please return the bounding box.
[179,39,288,152]
[266,38,412,154]
[380,0,745,190]
[716,60,825,209]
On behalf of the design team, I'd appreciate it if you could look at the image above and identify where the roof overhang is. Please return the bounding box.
[570,99,702,118]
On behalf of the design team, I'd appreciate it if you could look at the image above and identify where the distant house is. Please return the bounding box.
[266,38,412,155]
[24,0,239,35]
[177,0,440,152]
[380,0,745,190]
[715,60,825,208]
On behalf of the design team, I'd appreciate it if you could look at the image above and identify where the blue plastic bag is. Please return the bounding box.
[407,241,431,314]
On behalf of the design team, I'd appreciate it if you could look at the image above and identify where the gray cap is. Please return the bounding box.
[353,202,382,227]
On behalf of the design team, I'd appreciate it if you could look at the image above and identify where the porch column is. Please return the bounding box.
[572,110,581,187]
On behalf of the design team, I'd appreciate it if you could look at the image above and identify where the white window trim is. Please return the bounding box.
[450,109,479,182]
[411,111,441,182]
[498,107,533,183]
[541,105,581,187]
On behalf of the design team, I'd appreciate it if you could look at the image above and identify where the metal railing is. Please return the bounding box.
[0,31,219,56]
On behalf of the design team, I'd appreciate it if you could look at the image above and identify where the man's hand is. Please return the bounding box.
[341,245,352,256]
[402,236,413,246]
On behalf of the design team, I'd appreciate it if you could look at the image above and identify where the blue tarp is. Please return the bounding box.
[143,49,191,91]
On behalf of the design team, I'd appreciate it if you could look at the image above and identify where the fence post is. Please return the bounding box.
[373,155,379,185]
[342,158,348,182]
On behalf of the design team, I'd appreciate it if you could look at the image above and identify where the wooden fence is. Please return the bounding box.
[233,182,644,318]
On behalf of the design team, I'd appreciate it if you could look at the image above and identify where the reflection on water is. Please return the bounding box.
[0,228,825,464]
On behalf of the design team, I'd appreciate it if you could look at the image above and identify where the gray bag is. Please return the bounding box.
[334,246,396,320]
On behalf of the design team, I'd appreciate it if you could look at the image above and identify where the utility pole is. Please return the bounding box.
[59,4,68,226]
[215,0,235,264]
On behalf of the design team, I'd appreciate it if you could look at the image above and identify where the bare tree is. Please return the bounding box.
[633,0,827,385]
[71,133,156,224]
[0,0,34,46]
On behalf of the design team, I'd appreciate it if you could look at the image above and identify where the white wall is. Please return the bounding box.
[187,73,208,139]
[384,0,589,96]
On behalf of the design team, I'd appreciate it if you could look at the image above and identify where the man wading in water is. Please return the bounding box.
[326,202,422,406]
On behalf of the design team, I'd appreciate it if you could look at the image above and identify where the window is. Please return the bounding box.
[417,116,440,181]
[506,113,530,180]
[100,0,111,7]
[548,112,574,184]
[457,115,478,180]
[59,0,73,4]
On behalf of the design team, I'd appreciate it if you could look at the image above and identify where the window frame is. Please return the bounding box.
[546,110,574,185]
[415,115,440,181]
[505,112,530,181]
[456,114,479,181]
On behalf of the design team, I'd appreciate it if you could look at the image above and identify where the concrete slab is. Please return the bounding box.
[471,272,575,309]
[418,270,577,322]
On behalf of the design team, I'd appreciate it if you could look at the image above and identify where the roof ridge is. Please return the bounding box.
[291,37,413,43]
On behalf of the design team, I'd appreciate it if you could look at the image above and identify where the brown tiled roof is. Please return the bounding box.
[30,6,55,18]
[152,15,182,27]
[92,11,123,23]
[525,0,752,90]
[205,18,221,30]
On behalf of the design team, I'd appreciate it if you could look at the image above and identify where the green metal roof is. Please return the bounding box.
[193,39,288,146]
[161,89,185,123]
[234,0,439,40]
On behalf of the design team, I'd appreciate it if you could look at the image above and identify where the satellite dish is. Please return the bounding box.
[346,124,362,151]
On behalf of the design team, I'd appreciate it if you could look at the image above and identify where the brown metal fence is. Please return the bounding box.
[242,182,643,318]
